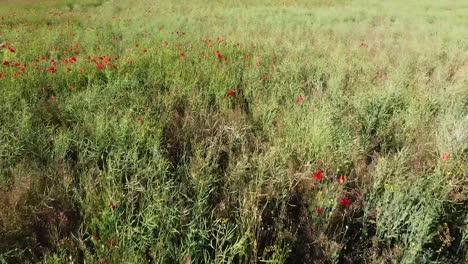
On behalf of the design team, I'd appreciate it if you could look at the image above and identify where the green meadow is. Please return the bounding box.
[0,0,467,263]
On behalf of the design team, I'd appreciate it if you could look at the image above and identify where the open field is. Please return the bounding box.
[0,0,467,263]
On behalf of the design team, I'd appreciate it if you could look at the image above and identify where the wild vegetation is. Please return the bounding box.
[0,0,467,263]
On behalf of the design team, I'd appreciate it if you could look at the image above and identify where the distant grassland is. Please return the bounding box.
[0,0,467,263]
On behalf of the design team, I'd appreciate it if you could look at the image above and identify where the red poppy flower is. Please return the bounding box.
[246,56,252,61]
[256,61,261,67]
[8,47,15,53]
[295,95,304,105]
[360,42,368,48]
[139,116,144,124]
[96,64,105,70]
[339,197,351,207]
[441,153,449,161]
[101,258,107,264]
[227,89,235,96]
[316,207,323,216]
[14,62,20,67]
[0,72,3,79]
[93,233,99,240]
[180,53,187,58]
[110,201,116,210]
[3,61,9,66]
[216,51,222,60]
[71,85,75,91]
[48,67,57,73]
[337,175,346,184]
[109,238,114,247]
[313,170,323,181]
[51,60,57,66]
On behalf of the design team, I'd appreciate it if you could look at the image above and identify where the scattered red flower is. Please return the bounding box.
[313,170,323,181]
[295,95,304,105]
[71,85,75,91]
[139,116,144,124]
[339,197,351,208]
[67,67,72,72]
[93,233,99,241]
[227,89,235,96]
[255,61,261,67]
[337,175,346,184]
[2,61,9,66]
[360,42,368,48]
[441,153,449,161]
[316,207,323,216]
[109,238,114,247]
[96,64,105,70]
[180,52,187,58]
[110,201,116,210]
[8,47,15,53]
[48,67,57,73]
[216,51,223,60]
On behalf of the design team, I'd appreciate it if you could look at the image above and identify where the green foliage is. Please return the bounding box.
[0,0,467,263]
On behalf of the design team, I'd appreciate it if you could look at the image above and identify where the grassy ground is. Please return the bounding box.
[0,0,467,263]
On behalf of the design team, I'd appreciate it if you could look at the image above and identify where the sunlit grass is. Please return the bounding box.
[0,0,467,263]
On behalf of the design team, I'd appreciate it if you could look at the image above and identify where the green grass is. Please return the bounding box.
[0,0,467,263]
